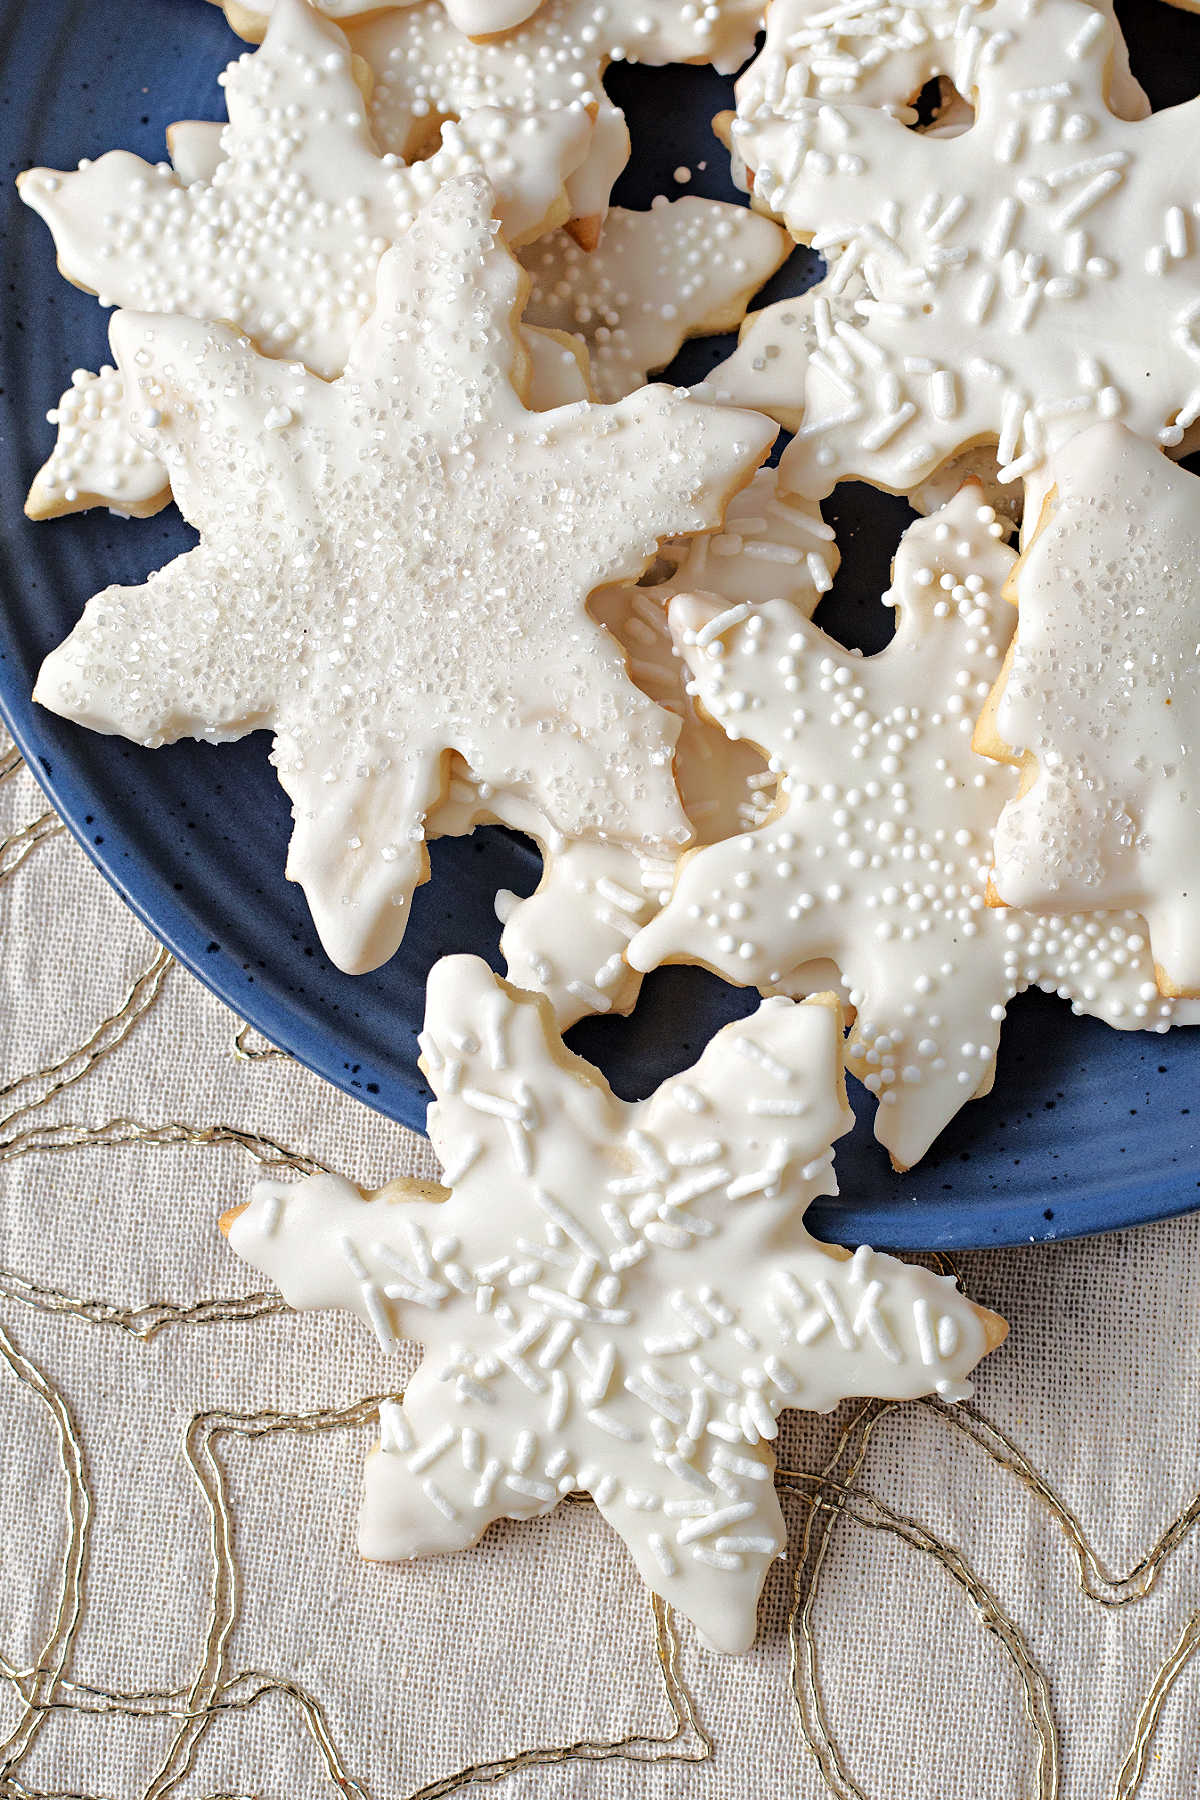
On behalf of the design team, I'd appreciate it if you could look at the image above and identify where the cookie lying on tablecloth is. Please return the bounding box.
[727,0,1200,500]
[347,0,764,247]
[629,485,1195,1171]
[19,0,593,519]
[222,953,1006,1654]
[33,174,774,974]
[429,470,835,1027]
[975,423,1200,998]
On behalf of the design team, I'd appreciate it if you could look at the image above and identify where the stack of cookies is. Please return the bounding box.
[16,0,1198,1649]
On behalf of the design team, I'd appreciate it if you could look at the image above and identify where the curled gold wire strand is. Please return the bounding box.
[0,1268,287,1339]
[927,1398,1200,1606]
[0,741,24,785]
[0,811,64,886]
[0,1317,92,1783]
[0,946,172,1138]
[231,1020,288,1063]
[0,1116,331,1175]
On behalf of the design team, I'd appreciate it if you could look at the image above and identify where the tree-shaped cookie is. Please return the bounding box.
[348,0,764,246]
[19,0,595,519]
[728,0,1200,498]
[431,471,835,1026]
[520,200,792,403]
[629,487,1193,1168]
[976,423,1200,997]
[223,953,1006,1654]
[35,176,774,975]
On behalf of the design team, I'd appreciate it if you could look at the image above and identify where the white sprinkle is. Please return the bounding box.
[815,1280,857,1350]
[648,1533,677,1576]
[421,1479,459,1521]
[377,1400,411,1454]
[587,1407,639,1441]
[460,1086,524,1121]
[547,1369,569,1431]
[408,1424,458,1473]
[913,1297,937,1366]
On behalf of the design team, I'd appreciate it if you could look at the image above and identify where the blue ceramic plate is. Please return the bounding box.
[1,0,1197,1249]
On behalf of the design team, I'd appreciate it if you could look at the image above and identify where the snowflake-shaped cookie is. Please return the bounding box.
[20,0,597,518]
[430,471,834,1026]
[348,0,764,245]
[216,0,547,43]
[520,200,792,403]
[34,176,773,975]
[629,486,1193,1168]
[223,953,1005,1654]
[977,423,1200,998]
[728,0,1200,499]
[18,0,590,376]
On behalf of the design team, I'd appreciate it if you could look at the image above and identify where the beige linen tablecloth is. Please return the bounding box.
[3,745,1199,1800]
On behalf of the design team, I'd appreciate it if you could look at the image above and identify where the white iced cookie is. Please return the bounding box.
[520,200,792,403]
[18,0,597,520]
[729,0,1200,500]
[215,0,546,43]
[349,0,765,246]
[629,487,1193,1169]
[223,953,1006,1655]
[431,472,835,1026]
[34,176,774,975]
[734,0,1148,131]
[19,0,591,363]
[978,424,1200,998]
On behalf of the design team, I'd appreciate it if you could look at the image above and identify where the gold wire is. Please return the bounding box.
[231,1020,288,1062]
[0,810,64,885]
[0,946,172,1137]
[0,1116,331,1174]
[0,740,24,785]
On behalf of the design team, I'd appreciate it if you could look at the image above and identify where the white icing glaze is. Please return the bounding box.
[629,487,1194,1169]
[984,423,1200,997]
[728,0,1200,499]
[18,0,592,379]
[34,176,773,975]
[348,0,765,239]
[432,472,835,1026]
[520,200,791,403]
[215,0,545,48]
[225,953,1004,1654]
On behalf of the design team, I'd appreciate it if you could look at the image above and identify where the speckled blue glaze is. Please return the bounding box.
[0,0,1196,1248]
